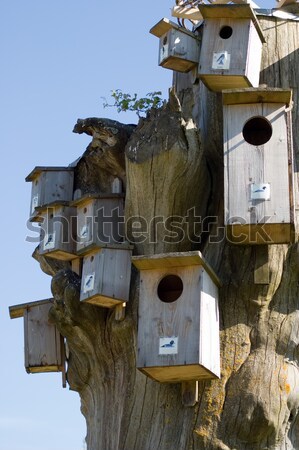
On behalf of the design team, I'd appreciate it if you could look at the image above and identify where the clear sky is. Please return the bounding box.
[0,1,276,449]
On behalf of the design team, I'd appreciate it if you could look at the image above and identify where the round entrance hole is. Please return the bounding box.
[242,116,272,146]
[157,274,183,303]
[219,25,233,39]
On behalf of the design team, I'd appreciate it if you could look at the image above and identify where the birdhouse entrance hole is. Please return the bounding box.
[242,116,272,146]
[157,274,184,303]
[219,26,233,40]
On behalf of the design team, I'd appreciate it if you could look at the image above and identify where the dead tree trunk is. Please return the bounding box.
[47,15,299,450]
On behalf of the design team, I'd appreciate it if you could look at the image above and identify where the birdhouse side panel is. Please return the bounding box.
[41,171,74,206]
[200,18,250,77]
[200,271,220,377]
[245,22,263,87]
[137,266,202,370]
[24,303,62,372]
[77,201,94,252]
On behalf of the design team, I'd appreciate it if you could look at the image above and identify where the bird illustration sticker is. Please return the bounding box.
[31,195,39,213]
[43,232,55,250]
[79,224,89,240]
[159,337,178,355]
[83,273,95,293]
[250,183,271,201]
[212,51,230,70]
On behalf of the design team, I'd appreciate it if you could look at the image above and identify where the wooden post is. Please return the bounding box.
[181,381,199,407]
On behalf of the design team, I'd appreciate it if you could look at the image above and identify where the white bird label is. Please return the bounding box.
[159,337,178,355]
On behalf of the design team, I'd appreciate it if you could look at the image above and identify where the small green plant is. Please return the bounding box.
[103,89,164,117]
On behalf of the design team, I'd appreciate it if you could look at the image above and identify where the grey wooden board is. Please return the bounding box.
[137,265,220,382]
[76,197,125,254]
[39,205,77,260]
[223,103,291,226]
[199,18,262,90]
[25,166,73,182]
[24,302,63,372]
[80,248,132,307]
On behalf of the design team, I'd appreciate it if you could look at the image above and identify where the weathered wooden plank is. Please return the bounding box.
[25,166,74,182]
[222,88,292,105]
[171,6,202,21]
[9,298,53,319]
[132,251,221,287]
[150,18,178,37]
[254,245,270,284]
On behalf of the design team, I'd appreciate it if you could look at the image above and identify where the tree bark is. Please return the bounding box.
[47,15,299,450]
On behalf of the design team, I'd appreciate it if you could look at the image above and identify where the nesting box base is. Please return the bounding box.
[43,250,78,261]
[27,364,63,374]
[226,223,295,245]
[139,364,219,383]
[200,75,253,92]
[82,294,124,308]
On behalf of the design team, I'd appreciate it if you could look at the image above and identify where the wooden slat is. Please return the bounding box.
[132,251,221,287]
[9,298,53,319]
[25,166,73,182]
[171,6,203,21]
[222,88,292,105]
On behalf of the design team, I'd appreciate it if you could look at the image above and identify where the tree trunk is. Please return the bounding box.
[48,15,299,450]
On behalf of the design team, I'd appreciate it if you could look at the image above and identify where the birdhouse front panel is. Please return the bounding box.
[80,247,132,308]
[26,167,74,220]
[198,5,264,91]
[150,18,200,73]
[223,89,294,244]
[74,195,125,255]
[39,204,77,260]
[134,252,220,383]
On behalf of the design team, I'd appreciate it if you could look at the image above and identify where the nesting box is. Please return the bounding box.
[198,4,265,91]
[80,247,132,307]
[72,194,125,255]
[9,299,65,374]
[223,88,294,245]
[26,166,74,220]
[150,18,200,73]
[38,202,77,260]
[132,251,221,383]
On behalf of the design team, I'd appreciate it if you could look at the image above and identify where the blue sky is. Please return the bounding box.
[0,1,276,449]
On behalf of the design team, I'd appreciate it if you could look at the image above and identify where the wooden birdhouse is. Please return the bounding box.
[80,247,132,308]
[72,194,125,255]
[198,4,265,91]
[132,251,221,383]
[9,299,65,374]
[26,166,74,220]
[150,18,200,73]
[223,88,294,245]
[38,202,77,260]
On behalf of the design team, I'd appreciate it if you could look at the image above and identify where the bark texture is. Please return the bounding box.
[44,15,299,450]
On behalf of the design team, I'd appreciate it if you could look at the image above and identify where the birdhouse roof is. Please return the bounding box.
[132,251,221,286]
[25,166,74,182]
[71,192,125,207]
[150,17,199,39]
[9,298,53,319]
[222,87,292,105]
[199,4,265,42]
